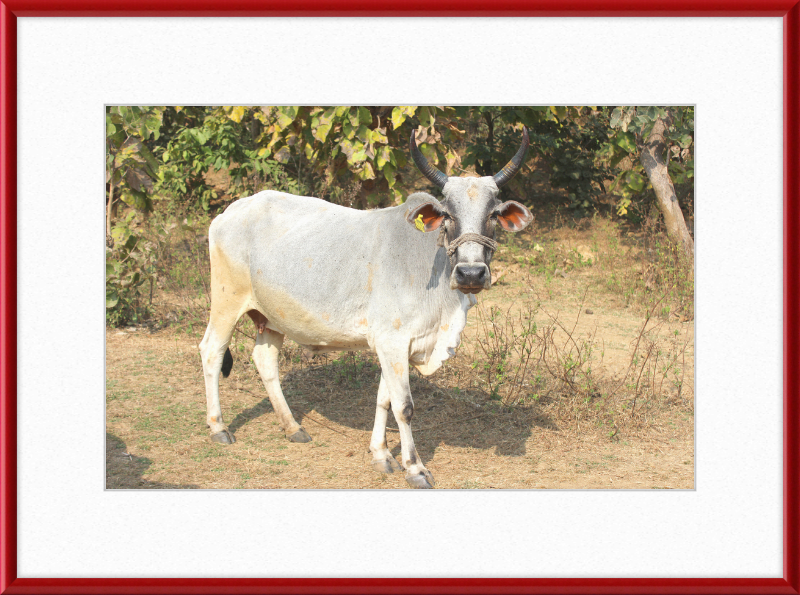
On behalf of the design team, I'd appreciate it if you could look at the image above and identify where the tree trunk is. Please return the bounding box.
[106,178,116,248]
[107,149,117,247]
[640,116,694,261]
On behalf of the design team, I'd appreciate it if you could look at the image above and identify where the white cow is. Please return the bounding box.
[199,128,533,488]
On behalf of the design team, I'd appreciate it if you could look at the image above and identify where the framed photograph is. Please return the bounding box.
[1,1,797,593]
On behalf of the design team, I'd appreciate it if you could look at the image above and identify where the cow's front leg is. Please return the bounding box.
[376,349,434,489]
[369,375,402,474]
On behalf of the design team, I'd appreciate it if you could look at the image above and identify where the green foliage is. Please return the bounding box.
[155,107,302,212]
[103,105,695,328]
[107,106,165,213]
[105,105,694,220]
[250,105,448,206]
[544,109,614,210]
[106,212,169,326]
[455,106,617,211]
[459,106,548,175]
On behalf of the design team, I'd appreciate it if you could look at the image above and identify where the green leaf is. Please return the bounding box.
[419,143,438,164]
[609,107,622,128]
[313,122,332,143]
[609,148,628,169]
[358,106,372,125]
[615,132,637,154]
[356,162,375,181]
[145,115,162,139]
[106,290,119,308]
[190,128,210,145]
[550,106,568,121]
[383,162,396,187]
[418,106,431,128]
[676,133,693,149]
[275,106,299,129]
[375,146,391,169]
[120,188,148,210]
[391,148,407,169]
[351,148,367,164]
[356,125,371,143]
[625,171,645,192]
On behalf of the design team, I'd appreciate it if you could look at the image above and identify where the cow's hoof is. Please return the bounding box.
[405,470,435,489]
[288,428,312,443]
[372,457,402,474]
[211,429,235,444]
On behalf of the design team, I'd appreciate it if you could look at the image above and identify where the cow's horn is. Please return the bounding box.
[410,132,448,189]
[493,126,530,188]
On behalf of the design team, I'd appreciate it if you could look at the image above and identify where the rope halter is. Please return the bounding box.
[437,227,498,265]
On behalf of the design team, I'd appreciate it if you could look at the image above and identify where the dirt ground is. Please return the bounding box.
[106,218,695,490]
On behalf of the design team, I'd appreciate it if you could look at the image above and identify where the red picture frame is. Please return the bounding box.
[1,2,798,594]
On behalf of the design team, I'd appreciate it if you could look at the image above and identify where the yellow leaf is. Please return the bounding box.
[391,106,417,130]
[228,106,246,123]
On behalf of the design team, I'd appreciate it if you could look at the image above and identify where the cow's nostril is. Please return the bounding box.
[455,265,488,287]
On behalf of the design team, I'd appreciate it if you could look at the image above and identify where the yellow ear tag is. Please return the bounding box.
[414,213,426,232]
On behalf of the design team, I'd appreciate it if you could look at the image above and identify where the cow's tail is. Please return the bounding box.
[221,347,233,378]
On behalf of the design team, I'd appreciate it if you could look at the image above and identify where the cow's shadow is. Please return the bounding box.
[227,356,557,463]
[106,433,199,489]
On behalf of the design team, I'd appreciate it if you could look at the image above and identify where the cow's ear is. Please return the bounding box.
[493,201,533,232]
[406,201,446,232]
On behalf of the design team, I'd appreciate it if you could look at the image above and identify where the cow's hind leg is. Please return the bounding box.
[375,349,434,489]
[199,311,240,444]
[369,375,402,474]
[251,325,311,443]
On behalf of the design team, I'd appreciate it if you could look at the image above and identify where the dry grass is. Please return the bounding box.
[106,213,694,490]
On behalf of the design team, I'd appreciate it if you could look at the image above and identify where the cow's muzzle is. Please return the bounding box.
[451,263,491,294]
